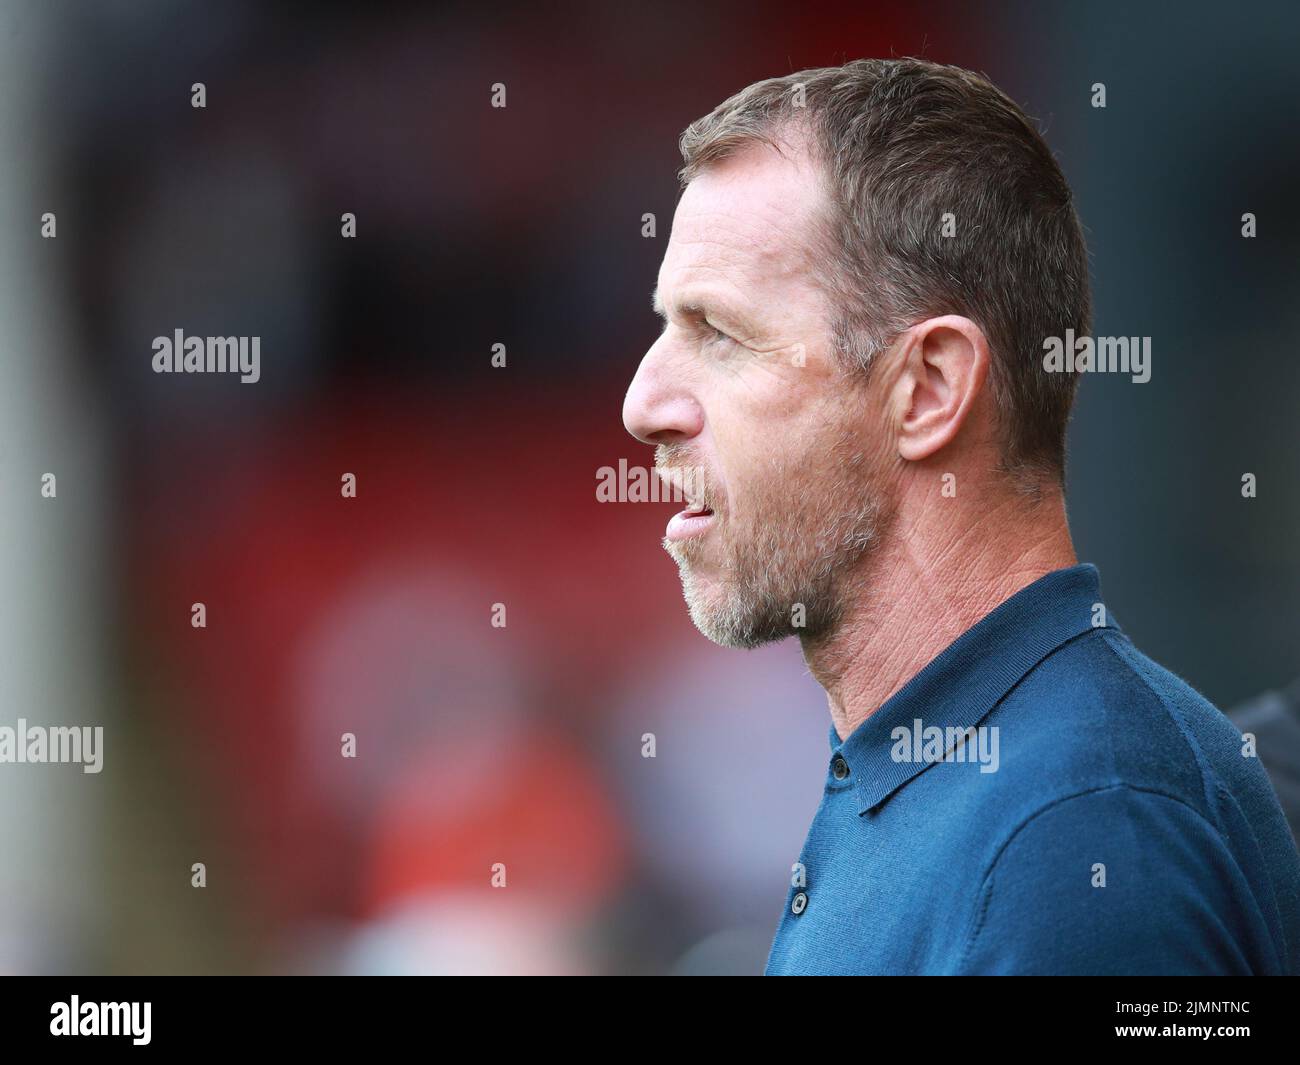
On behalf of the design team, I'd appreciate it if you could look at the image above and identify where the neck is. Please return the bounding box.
[801,480,1078,743]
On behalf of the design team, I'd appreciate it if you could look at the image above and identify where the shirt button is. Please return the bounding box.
[831,755,850,781]
[791,891,808,915]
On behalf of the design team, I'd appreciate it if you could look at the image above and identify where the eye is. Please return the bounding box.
[700,321,733,346]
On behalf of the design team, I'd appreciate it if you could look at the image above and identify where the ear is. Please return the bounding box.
[889,315,991,463]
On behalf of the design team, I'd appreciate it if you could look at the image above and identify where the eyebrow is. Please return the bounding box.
[651,285,752,337]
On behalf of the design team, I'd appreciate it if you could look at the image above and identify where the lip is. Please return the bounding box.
[666,507,715,541]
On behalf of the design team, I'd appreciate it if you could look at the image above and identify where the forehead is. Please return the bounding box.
[659,137,827,306]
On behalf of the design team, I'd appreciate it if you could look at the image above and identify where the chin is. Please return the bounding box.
[678,570,792,651]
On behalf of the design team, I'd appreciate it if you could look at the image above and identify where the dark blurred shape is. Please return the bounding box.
[1229,678,1300,850]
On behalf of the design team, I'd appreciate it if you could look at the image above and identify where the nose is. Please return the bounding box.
[622,339,704,445]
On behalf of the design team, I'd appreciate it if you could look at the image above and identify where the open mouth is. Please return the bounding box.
[666,501,715,541]
[652,463,718,542]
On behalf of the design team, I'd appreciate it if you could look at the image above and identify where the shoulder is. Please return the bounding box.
[948,627,1300,974]
[987,625,1265,835]
[955,782,1287,974]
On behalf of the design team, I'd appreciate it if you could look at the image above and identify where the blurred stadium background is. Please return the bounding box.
[1,0,1297,974]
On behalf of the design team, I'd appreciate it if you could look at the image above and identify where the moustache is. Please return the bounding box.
[653,445,720,513]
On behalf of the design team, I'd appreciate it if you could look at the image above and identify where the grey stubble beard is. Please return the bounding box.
[663,432,888,650]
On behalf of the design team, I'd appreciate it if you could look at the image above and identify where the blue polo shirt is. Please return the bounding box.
[764,564,1300,975]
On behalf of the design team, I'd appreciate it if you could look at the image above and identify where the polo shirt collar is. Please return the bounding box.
[829,563,1114,815]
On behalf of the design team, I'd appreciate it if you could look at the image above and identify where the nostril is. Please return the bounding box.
[622,356,704,444]
[647,428,689,445]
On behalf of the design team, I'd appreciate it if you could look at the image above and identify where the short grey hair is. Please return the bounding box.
[678,58,1092,486]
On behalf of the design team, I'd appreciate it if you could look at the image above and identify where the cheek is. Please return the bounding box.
[701,356,849,493]
[708,362,822,444]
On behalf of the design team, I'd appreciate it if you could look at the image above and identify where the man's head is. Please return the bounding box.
[623,58,1091,649]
